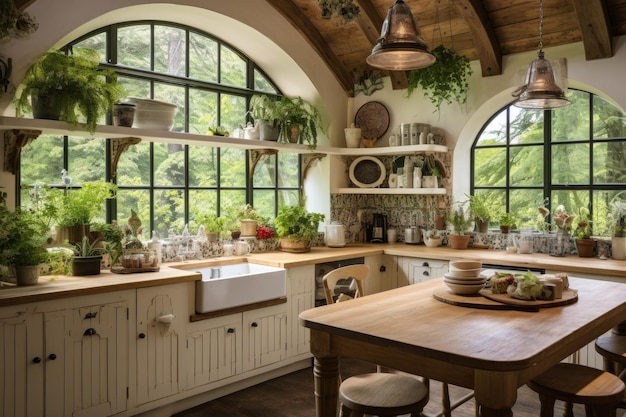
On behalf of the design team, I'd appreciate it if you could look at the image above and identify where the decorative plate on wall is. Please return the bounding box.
[349,156,386,188]
[354,101,390,140]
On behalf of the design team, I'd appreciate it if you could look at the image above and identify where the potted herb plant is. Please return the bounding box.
[53,180,118,244]
[274,204,325,253]
[0,206,49,285]
[608,199,626,260]
[249,94,281,141]
[275,96,325,149]
[574,207,595,258]
[466,193,491,233]
[498,212,517,234]
[14,48,126,134]
[195,212,224,242]
[446,201,473,249]
[406,45,473,113]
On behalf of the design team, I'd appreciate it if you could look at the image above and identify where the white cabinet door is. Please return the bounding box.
[364,254,397,294]
[0,308,44,417]
[398,257,449,286]
[242,303,288,372]
[136,283,188,405]
[185,314,242,389]
[287,265,314,357]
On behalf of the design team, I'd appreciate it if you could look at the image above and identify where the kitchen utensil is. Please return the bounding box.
[325,222,346,247]
[404,226,421,244]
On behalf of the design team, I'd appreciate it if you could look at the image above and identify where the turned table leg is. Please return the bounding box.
[313,356,339,417]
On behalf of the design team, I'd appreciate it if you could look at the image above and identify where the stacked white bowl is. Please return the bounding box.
[444,260,486,295]
[126,97,177,130]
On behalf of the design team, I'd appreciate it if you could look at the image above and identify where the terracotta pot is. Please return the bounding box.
[279,237,310,253]
[448,234,470,250]
[576,238,596,258]
[500,225,511,234]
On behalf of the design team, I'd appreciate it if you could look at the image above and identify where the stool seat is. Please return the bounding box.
[528,363,625,417]
[595,335,626,375]
[339,372,429,417]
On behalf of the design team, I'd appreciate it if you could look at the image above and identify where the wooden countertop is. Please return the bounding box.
[1,243,624,307]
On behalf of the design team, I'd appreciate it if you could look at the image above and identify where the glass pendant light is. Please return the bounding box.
[513,0,570,109]
[366,0,435,71]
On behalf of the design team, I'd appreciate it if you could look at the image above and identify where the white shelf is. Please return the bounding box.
[336,187,446,195]
[0,117,449,156]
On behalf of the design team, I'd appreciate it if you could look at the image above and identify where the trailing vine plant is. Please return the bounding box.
[406,45,473,113]
[317,0,360,24]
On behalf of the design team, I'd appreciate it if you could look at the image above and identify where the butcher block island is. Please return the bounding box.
[0,244,624,417]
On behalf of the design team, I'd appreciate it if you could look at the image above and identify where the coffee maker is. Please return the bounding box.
[369,213,387,243]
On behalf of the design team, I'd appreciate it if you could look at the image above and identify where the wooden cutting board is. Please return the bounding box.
[433,286,578,312]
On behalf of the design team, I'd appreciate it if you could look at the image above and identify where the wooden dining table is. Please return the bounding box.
[299,277,626,417]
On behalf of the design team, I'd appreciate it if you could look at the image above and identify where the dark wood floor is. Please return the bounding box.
[173,357,626,417]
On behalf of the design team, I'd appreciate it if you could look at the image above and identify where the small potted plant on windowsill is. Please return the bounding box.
[498,212,517,234]
[574,207,595,258]
[467,193,491,233]
[274,205,325,253]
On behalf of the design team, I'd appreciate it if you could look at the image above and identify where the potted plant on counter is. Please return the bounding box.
[274,204,325,253]
[574,207,595,258]
[608,199,626,260]
[498,212,517,234]
[467,193,491,233]
[446,201,473,249]
[71,234,103,276]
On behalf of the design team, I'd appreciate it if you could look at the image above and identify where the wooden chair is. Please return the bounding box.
[527,363,625,417]
[595,333,626,376]
[322,265,430,417]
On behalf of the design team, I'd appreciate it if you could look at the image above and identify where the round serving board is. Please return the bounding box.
[433,286,578,312]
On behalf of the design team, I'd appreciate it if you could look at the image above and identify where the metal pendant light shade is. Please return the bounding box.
[515,51,569,109]
[366,0,435,71]
[514,0,569,109]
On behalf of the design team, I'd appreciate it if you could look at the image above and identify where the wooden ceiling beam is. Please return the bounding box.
[453,0,502,76]
[570,0,613,60]
[265,0,354,94]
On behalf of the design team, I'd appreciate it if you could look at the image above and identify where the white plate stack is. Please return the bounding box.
[444,260,486,295]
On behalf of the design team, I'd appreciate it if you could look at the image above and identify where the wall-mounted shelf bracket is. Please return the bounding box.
[302,153,326,182]
[249,148,278,181]
[110,137,141,178]
[3,128,41,174]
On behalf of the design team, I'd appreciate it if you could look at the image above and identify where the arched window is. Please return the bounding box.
[19,21,301,236]
[471,89,626,236]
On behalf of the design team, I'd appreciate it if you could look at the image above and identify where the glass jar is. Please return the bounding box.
[519,227,534,254]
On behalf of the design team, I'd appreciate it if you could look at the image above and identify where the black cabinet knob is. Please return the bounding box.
[83,328,97,336]
[251,322,258,327]
[48,353,57,360]
[227,328,235,334]
[32,357,41,364]
[138,333,146,339]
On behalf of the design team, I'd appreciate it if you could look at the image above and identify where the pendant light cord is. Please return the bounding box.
[538,0,544,53]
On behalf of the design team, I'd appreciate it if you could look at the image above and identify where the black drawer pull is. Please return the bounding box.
[138,333,146,339]
[251,322,258,328]
[48,353,57,361]
[84,328,97,336]
[227,328,235,334]
[84,312,97,319]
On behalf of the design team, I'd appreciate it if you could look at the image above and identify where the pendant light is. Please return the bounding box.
[513,0,570,109]
[366,0,435,71]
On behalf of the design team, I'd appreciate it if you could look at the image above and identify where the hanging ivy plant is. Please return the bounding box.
[0,0,18,40]
[317,0,360,24]
[406,45,473,112]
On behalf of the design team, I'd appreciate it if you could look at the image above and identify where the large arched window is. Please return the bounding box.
[471,89,626,236]
[19,21,301,236]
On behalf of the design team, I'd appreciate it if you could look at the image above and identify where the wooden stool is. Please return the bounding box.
[528,363,625,417]
[595,335,626,376]
[338,372,429,417]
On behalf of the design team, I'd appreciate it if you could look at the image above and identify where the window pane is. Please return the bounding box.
[220,190,245,214]
[551,190,589,221]
[189,33,217,82]
[552,90,590,142]
[476,110,506,146]
[154,83,185,132]
[510,108,544,144]
[220,94,246,134]
[278,189,300,207]
[74,33,107,60]
[154,25,186,76]
[593,190,624,237]
[189,88,217,135]
[117,189,151,232]
[117,141,151,186]
[155,188,185,235]
[593,95,626,139]
[593,142,626,184]
[510,145,543,186]
[254,155,276,187]
[253,190,276,220]
[189,189,218,228]
[20,135,64,185]
[510,189,545,227]
[220,45,246,87]
[277,153,299,187]
[189,146,218,186]
[220,148,246,187]
[551,143,589,185]
[68,137,106,183]
[254,69,277,94]
[118,76,151,100]
[117,25,151,70]
[474,147,506,187]
[154,143,185,186]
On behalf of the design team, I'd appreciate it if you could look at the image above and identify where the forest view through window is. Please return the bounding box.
[472,89,626,237]
[18,22,301,237]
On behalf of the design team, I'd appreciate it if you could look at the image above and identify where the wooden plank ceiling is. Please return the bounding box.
[266,0,626,94]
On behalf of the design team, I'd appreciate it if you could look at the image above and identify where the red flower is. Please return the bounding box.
[256,226,276,240]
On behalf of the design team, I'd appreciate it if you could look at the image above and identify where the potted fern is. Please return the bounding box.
[275,96,325,149]
[14,48,126,134]
[249,94,281,141]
